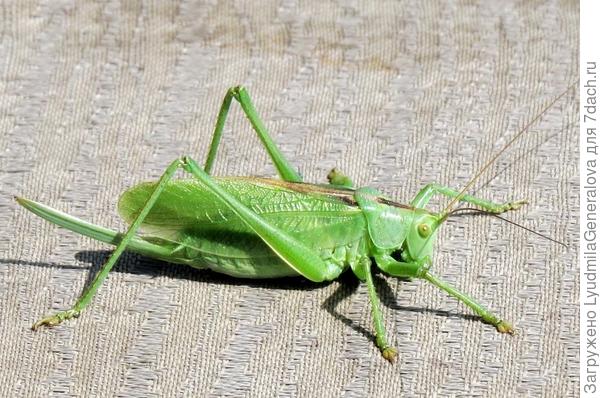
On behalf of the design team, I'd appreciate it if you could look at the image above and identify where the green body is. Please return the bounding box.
[18,86,536,361]
[118,178,368,279]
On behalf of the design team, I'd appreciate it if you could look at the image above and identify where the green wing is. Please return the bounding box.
[117,177,367,277]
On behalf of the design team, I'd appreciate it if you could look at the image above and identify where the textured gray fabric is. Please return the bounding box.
[0,1,579,397]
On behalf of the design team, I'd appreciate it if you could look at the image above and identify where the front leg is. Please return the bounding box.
[374,253,430,279]
[422,271,514,334]
[375,255,513,334]
[411,183,527,213]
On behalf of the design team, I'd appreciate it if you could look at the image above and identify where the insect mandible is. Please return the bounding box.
[16,85,573,362]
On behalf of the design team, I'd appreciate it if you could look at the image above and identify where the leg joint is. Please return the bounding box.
[179,155,201,174]
[423,182,439,190]
[229,85,246,100]
[415,257,432,278]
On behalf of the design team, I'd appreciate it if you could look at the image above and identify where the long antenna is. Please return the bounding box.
[472,132,559,195]
[441,81,577,214]
[448,207,568,247]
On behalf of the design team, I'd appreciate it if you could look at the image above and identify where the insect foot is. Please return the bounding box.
[31,309,80,331]
[326,168,353,188]
[503,199,528,212]
[382,346,398,363]
[495,320,515,335]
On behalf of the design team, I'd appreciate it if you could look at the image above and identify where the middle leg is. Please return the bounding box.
[363,258,398,362]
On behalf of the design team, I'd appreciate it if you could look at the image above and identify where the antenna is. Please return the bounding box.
[441,81,578,215]
[448,207,568,247]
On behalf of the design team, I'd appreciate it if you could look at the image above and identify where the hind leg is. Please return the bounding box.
[32,158,185,329]
[204,86,302,182]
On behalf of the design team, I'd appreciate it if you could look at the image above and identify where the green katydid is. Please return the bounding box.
[16,85,572,362]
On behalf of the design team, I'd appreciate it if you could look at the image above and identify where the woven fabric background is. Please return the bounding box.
[0,1,579,397]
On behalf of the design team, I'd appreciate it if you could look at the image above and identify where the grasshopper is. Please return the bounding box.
[16,85,572,362]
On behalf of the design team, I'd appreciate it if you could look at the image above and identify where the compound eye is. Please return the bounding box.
[418,223,431,238]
